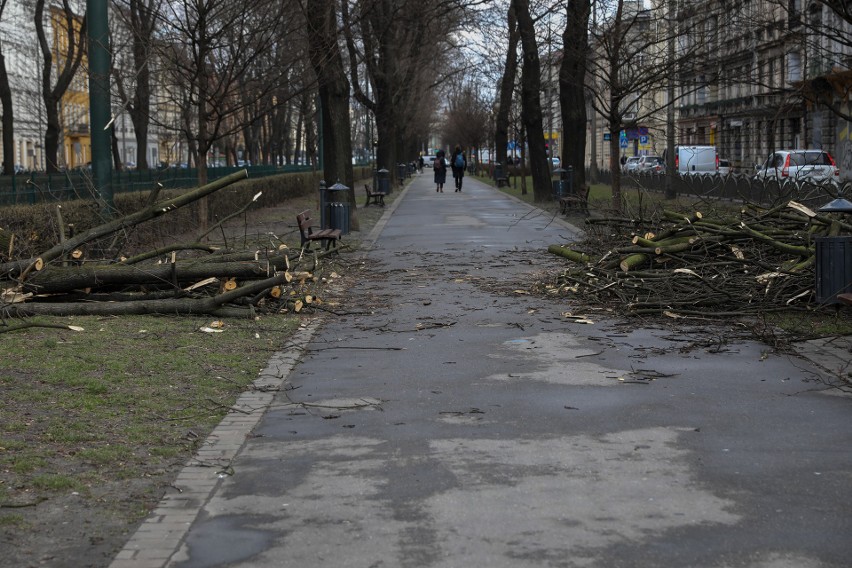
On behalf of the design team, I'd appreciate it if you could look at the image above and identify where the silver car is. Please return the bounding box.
[622,156,641,173]
[755,150,839,183]
[638,155,665,173]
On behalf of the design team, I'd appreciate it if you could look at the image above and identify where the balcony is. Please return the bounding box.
[66,122,89,136]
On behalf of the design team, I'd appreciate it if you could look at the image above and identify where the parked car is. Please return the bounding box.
[638,155,665,173]
[422,155,436,168]
[718,159,732,176]
[754,149,839,183]
[622,156,641,173]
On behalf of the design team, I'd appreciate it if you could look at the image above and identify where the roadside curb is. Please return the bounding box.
[109,321,321,568]
[108,177,417,567]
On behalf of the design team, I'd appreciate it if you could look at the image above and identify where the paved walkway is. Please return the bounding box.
[112,172,852,568]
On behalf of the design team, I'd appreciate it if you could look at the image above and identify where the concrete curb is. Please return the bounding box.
[109,321,321,568]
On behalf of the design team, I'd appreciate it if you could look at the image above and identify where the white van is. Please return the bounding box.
[664,146,718,175]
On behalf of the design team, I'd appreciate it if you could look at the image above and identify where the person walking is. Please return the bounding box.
[434,150,447,193]
[450,145,467,192]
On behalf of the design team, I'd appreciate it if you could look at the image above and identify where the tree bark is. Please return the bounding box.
[0,49,14,175]
[21,258,288,294]
[495,5,519,177]
[7,273,287,318]
[559,0,590,192]
[512,0,550,202]
[306,0,355,196]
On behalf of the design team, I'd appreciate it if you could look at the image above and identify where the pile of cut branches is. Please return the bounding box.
[548,201,852,317]
[0,171,337,329]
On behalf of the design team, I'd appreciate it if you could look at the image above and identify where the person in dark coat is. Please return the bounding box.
[434,150,447,193]
[450,145,467,192]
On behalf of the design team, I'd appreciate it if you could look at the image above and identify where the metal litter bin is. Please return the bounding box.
[326,181,350,235]
[815,236,852,304]
[327,202,350,235]
[376,168,390,194]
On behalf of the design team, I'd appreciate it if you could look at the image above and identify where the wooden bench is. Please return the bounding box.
[496,177,509,188]
[364,183,385,207]
[558,185,590,216]
[296,210,341,251]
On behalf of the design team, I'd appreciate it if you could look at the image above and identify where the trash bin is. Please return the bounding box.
[815,236,852,304]
[377,168,390,194]
[326,181,350,235]
[327,202,351,235]
[397,163,406,184]
[551,167,573,197]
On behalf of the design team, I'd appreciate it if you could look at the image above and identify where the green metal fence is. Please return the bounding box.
[0,164,313,206]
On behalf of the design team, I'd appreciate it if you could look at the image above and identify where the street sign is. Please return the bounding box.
[639,135,649,145]
[620,139,628,149]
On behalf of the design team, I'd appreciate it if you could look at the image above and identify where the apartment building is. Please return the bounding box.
[677,0,851,176]
[576,0,852,178]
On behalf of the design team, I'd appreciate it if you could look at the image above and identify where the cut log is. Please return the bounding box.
[20,259,290,295]
[4,272,287,318]
[619,254,649,272]
[547,245,591,263]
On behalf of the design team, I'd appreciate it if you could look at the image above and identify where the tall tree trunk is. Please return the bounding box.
[495,5,519,178]
[306,0,354,199]
[0,50,14,175]
[512,0,550,202]
[559,0,590,192]
[128,0,155,171]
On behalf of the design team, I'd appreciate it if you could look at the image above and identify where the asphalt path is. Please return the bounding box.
[115,171,852,568]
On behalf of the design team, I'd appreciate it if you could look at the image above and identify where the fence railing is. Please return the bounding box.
[622,171,849,209]
[0,164,314,207]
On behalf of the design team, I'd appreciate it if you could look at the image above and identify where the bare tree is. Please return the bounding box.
[587,0,710,210]
[304,0,354,192]
[442,81,492,161]
[0,0,14,175]
[343,0,458,182]
[495,3,519,177]
[112,0,161,171]
[35,0,88,173]
[513,0,550,202]
[559,0,590,192]
[155,0,301,227]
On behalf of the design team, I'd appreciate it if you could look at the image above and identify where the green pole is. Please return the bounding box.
[317,94,324,172]
[87,0,113,215]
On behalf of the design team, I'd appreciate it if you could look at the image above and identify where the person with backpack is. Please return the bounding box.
[450,146,467,192]
[434,150,447,193]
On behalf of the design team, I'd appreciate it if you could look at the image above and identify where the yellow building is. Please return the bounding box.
[51,6,90,169]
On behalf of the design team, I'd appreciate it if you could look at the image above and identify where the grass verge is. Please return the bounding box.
[0,176,403,561]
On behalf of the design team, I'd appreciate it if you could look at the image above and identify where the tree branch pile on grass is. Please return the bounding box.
[0,171,339,324]
[548,201,852,317]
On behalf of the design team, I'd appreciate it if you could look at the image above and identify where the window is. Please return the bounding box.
[787,52,801,82]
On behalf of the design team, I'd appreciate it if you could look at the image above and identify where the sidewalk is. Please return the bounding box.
[112,171,852,568]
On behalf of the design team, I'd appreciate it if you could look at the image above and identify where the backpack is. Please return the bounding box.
[435,157,444,170]
[454,153,464,169]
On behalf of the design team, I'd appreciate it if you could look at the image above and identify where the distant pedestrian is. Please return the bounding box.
[450,145,466,192]
[434,150,447,193]
[418,155,424,173]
